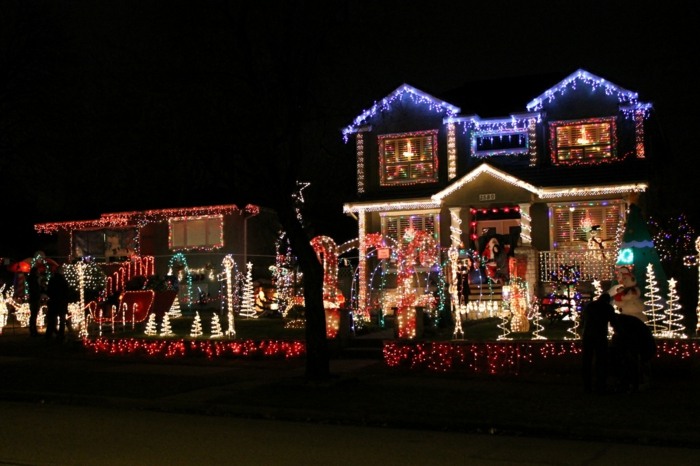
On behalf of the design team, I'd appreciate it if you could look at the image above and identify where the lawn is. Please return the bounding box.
[91,307,582,343]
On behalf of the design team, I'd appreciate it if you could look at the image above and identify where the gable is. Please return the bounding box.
[342,84,460,141]
[526,69,651,118]
[433,163,537,205]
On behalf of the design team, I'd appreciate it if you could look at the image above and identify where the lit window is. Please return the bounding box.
[472,131,528,157]
[169,215,223,250]
[551,204,622,249]
[550,117,616,164]
[382,214,437,243]
[379,130,438,185]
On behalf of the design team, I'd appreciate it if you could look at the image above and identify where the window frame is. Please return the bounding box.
[471,129,529,157]
[380,210,440,245]
[378,130,439,186]
[549,202,624,250]
[549,117,617,165]
[168,214,224,251]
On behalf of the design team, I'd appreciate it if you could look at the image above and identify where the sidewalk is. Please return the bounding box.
[1,328,700,450]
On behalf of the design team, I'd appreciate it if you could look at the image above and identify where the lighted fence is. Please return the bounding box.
[539,250,615,282]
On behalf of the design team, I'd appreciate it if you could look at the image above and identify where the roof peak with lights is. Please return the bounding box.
[342,83,461,139]
[526,68,650,112]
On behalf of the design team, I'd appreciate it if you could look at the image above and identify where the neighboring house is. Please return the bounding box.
[34,203,281,303]
[341,69,655,317]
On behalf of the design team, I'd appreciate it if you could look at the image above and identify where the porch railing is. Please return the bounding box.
[538,250,616,283]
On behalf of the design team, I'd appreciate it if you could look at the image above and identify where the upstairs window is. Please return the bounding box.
[379,130,438,186]
[550,117,616,165]
[472,131,528,157]
[169,215,223,251]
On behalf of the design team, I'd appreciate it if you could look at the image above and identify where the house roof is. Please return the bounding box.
[34,204,261,234]
[343,162,648,214]
[526,69,643,112]
[342,84,461,139]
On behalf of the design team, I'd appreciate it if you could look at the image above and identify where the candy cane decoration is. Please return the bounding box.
[311,236,340,306]
[395,229,438,339]
[311,235,343,338]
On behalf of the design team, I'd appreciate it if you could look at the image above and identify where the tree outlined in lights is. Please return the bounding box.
[190,311,203,338]
[239,262,257,319]
[659,278,686,339]
[167,297,182,319]
[210,313,223,339]
[160,313,174,337]
[644,263,664,336]
[144,313,158,336]
[530,299,547,340]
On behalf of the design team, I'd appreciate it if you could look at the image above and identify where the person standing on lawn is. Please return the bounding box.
[45,268,71,342]
[581,292,617,393]
[27,265,47,337]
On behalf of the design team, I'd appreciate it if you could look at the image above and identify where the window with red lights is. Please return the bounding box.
[379,130,438,185]
[550,117,616,164]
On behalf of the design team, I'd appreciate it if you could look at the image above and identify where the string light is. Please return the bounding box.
[34,204,260,234]
[526,69,649,113]
[644,263,664,335]
[342,84,460,140]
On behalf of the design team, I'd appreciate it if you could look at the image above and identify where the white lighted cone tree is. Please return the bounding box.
[660,278,687,339]
[210,313,223,339]
[239,262,257,318]
[144,313,158,336]
[644,263,664,335]
[565,301,581,341]
[190,311,203,338]
[497,304,512,341]
[167,297,182,319]
[530,299,547,340]
[160,313,174,337]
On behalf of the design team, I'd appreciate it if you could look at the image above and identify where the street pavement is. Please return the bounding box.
[1,327,700,465]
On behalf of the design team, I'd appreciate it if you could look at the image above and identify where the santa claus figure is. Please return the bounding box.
[609,266,647,322]
[482,237,500,281]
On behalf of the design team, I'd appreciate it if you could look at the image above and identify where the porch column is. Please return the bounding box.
[357,209,368,319]
[516,202,538,299]
[448,207,463,249]
[518,203,532,245]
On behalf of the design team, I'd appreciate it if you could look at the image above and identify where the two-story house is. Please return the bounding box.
[341,69,654,320]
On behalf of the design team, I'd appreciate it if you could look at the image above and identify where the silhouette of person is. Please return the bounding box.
[581,293,616,393]
[45,269,71,341]
[27,265,46,337]
[611,313,657,393]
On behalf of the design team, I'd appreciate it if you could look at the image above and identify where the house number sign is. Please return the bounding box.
[479,193,496,201]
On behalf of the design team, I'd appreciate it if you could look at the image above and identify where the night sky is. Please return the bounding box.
[2,1,698,259]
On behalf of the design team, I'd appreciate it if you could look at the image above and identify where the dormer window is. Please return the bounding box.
[472,130,528,157]
[550,117,617,165]
[379,130,438,186]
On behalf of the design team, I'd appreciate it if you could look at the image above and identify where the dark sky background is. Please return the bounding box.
[2,1,698,259]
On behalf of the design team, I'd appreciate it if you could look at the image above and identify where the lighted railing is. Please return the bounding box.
[538,250,615,282]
